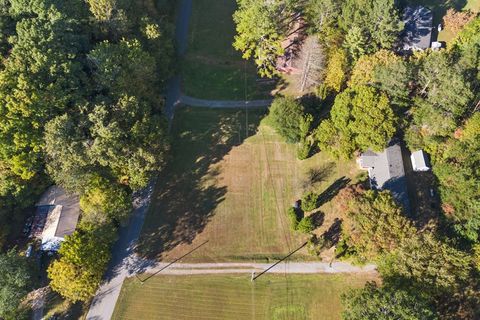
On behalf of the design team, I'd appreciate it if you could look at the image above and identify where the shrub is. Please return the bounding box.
[301,192,318,212]
[297,216,315,234]
[297,139,312,160]
[287,207,299,231]
[267,97,305,143]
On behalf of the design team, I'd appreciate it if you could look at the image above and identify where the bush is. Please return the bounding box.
[297,216,315,234]
[287,207,299,231]
[307,235,324,257]
[297,139,312,160]
[301,192,318,212]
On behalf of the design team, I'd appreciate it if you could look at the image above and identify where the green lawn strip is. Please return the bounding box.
[182,0,272,100]
[181,58,271,100]
[112,273,378,320]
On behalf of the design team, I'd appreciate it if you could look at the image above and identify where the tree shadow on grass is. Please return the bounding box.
[317,176,351,207]
[310,211,325,229]
[323,218,342,247]
[301,162,335,191]
[135,107,265,261]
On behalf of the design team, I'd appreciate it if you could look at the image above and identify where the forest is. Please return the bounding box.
[0,0,174,318]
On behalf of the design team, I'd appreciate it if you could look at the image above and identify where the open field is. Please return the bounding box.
[137,107,360,262]
[112,273,378,320]
[182,0,274,100]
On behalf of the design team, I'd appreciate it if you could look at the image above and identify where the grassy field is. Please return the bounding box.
[137,107,360,262]
[112,273,378,320]
[182,0,274,100]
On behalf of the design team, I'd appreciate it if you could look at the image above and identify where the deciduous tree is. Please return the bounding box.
[48,225,116,302]
[0,250,32,320]
[342,281,439,320]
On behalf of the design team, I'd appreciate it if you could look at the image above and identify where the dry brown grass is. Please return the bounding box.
[137,107,360,262]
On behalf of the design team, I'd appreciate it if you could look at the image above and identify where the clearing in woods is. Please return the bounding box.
[137,107,360,262]
[181,0,274,100]
[111,273,378,320]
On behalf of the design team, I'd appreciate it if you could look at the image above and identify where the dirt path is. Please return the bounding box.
[180,94,272,108]
[136,261,377,276]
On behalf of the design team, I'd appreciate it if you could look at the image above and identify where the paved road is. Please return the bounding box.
[85,185,155,320]
[180,94,272,108]
[86,0,195,317]
[137,261,377,276]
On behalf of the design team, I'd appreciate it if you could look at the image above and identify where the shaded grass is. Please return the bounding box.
[137,107,359,262]
[112,273,378,320]
[181,0,273,100]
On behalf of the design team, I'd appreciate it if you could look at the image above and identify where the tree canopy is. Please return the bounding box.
[316,86,397,158]
[0,250,32,320]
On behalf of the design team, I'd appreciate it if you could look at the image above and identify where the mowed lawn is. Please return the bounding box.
[112,273,378,320]
[182,0,274,100]
[137,107,359,262]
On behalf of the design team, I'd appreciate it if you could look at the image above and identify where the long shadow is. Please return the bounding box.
[135,107,265,260]
[301,162,335,191]
[316,176,351,207]
[323,218,342,248]
[310,211,325,229]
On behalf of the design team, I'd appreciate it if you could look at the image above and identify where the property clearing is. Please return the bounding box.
[181,0,274,100]
[137,107,360,262]
[111,273,378,320]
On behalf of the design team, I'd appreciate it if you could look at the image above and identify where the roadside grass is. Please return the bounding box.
[112,273,378,320]
[42,291,87,320]
[137,107,360,262]
[181,0,274,100]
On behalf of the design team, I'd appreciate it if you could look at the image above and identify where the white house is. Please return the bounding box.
[411,150,430,172]
[35,186,80,251]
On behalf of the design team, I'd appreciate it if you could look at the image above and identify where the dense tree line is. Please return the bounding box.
[0,0,174,312]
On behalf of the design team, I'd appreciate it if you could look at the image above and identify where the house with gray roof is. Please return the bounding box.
[34,186,80,251]
[402,6,433,51]
[358,144,410,212]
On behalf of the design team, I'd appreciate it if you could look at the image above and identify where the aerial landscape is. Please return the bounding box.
[0,0,479,319]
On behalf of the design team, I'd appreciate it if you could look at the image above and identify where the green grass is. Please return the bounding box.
[137,107,359,262]
[112,273,378,320]
[181,0,273,100]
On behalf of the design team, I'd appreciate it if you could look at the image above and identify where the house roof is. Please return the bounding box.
[37,186,80,251]
[402,6,433,50]
[359,144,410,212]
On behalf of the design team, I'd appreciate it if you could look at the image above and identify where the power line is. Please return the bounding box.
[251,242,307,281]
[136,240,209,283]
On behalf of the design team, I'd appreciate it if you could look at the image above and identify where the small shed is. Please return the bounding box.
[411,150,430,172]
[35,186,80,251]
